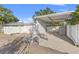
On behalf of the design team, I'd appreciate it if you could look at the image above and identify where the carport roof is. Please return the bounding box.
[34,11,73,22]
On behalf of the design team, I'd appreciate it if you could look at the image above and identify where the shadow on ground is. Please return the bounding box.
[0,37,25,54]
[48,31,74,45]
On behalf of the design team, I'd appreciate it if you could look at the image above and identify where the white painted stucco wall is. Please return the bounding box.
[67,24,79,45]
[21,26,32,33]
[3,20,46,35]
[3,25,33,34]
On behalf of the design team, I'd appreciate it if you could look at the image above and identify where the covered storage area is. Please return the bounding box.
[34,11,72,35]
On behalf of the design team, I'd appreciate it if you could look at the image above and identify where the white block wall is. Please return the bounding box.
[67,24,79,45]
[3,25,32,34]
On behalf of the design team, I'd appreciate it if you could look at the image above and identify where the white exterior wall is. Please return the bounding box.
[21,26,32,33]
[3,20,46,34]
[3,25,32,34]
[3,26,21,34]
[67,24,79,45]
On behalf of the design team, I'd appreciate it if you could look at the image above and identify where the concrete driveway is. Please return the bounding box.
[39,32,79,54]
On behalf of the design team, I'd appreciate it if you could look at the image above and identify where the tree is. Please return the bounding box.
[33,7,55,23]
[0,6,19,25]
[67,5,79,25]
[33,7,55,17]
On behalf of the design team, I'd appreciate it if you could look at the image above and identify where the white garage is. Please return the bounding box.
[3,22,34,34]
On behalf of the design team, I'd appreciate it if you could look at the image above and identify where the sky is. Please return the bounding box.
[3,4,77,23]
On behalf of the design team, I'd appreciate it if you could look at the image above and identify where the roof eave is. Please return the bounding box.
[34,11,74,19]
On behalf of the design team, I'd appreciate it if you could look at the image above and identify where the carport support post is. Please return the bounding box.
[64,22,67,36]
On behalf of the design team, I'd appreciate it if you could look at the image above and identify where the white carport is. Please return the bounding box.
[34,11,79,45]
[34,11,72,35]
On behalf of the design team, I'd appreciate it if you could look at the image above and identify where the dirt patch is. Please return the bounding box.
[0,33,64,54]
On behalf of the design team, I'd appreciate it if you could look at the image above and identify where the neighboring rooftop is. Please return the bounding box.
[4,22,34,26]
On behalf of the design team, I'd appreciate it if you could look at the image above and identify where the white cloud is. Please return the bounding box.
[19,17,33,23]
[25,17,33,23]
[52,4,66,6]
[58,9,75,12]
